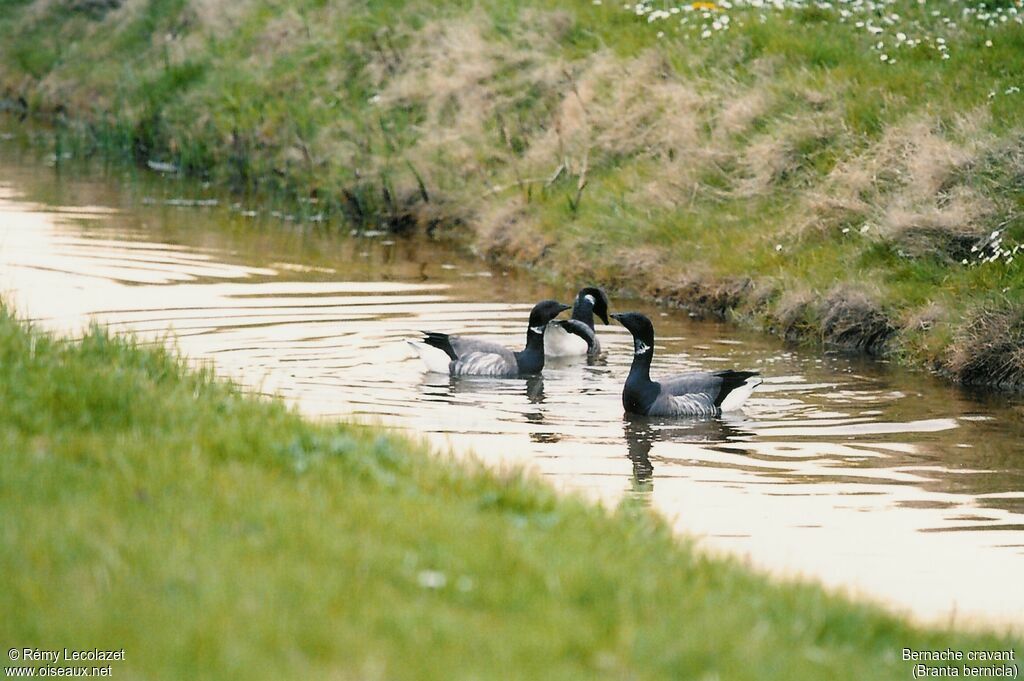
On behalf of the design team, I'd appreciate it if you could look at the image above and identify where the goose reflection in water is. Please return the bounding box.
[521,377,555,440]
[417,373,555,440]
[418,373,544,401]
[622,414,754,498]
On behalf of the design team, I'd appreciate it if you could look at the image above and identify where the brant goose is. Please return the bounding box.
[409,300,570,376]
[611,312,761,417]
[545,287,610,357]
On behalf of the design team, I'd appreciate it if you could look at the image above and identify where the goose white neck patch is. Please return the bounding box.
[634,340,651,356]
[529,325,545,335]
[584,294,596,305]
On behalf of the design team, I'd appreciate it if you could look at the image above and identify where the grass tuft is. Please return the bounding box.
[947,302,1024,389]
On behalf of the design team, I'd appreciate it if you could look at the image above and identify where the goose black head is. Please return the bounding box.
[575,286,610,325]
[610,312,655,357]
[528,299,572,333]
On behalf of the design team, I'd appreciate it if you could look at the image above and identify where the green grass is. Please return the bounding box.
[1,305,1020,679]
[1,0,1023,383]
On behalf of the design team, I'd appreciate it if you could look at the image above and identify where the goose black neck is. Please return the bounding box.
[515,328,546,374]
[524,326,546,353]
[622,341,658,415]
[626,340,653,384]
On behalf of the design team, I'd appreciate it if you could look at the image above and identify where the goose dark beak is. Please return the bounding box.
[598,310,610,325]
[610,313,624,324]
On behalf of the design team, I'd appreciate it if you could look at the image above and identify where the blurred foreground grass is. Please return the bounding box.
[0,305,1020,678]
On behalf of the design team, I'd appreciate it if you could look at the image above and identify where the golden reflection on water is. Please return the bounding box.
[1,138,1023,628]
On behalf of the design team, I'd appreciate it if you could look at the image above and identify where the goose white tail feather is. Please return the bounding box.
[407,340,452,374]
[719,376,762,412]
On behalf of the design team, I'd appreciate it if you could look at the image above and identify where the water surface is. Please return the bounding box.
[2,129,1023,628]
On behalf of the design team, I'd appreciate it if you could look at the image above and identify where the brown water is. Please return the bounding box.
[2,129,1023,629]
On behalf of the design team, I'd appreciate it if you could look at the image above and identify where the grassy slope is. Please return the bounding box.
[0,305,1021,679]
[0,0,1023,386]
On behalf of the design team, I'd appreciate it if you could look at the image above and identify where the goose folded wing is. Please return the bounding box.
[659,369,759,413]
[659,371,723,398]
[451,350,518,376]
[448,336,516,361]
[657,391,719,417]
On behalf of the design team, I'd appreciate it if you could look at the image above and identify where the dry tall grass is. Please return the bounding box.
[947,304,1024,389]
[804,115,999,260]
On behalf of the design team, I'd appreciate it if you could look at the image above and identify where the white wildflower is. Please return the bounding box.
[417,570,447,589]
